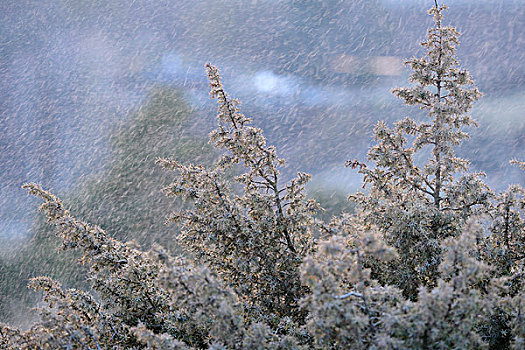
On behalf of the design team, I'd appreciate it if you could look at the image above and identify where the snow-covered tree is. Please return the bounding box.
[1,2,524,349]
[348,2,490,299]
[156,63,320,324]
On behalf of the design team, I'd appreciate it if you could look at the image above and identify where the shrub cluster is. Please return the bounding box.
[1,3,523,349]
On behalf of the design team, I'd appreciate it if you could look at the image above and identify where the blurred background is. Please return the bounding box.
[0,0,524,325]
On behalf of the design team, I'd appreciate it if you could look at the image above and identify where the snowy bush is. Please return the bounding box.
[1,3,524,349]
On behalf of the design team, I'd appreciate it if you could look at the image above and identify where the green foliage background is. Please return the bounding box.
[0,87,215,324]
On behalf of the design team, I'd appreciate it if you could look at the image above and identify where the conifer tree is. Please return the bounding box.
[348,1,490,298]
[157,63,320,324]
[477,161,525,349]
[1,2,524,349]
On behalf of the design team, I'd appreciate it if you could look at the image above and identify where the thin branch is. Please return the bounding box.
[333,291,363,299]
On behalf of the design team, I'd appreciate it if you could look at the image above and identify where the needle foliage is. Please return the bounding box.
[1,3,524,349]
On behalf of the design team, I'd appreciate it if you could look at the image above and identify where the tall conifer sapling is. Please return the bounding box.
[348,1,490,298]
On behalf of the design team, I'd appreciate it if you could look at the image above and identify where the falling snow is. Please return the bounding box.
[0,0,524,330]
